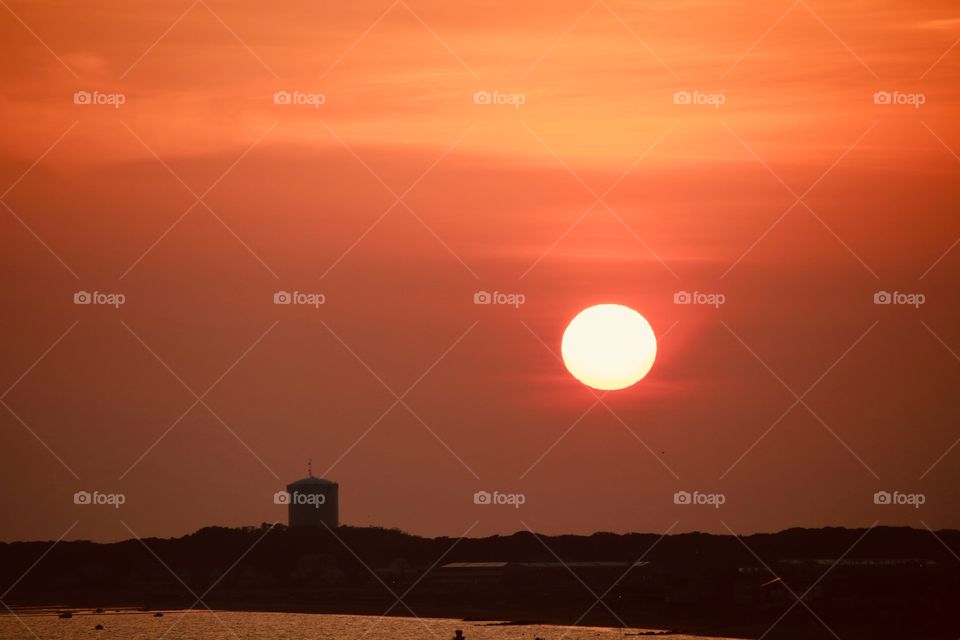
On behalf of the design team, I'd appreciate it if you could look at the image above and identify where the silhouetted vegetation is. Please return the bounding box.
[2,525,957,639]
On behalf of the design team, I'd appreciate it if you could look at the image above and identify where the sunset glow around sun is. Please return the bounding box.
[561,305,657,391]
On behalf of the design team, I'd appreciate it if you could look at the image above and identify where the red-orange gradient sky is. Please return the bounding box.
[1,0,959,542]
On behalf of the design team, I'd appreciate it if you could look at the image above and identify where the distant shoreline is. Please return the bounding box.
[2,525,956,640]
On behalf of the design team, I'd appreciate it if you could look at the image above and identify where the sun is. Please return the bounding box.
[561,304,657,391]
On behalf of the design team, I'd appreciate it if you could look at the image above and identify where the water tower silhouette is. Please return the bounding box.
[286,461,339,528]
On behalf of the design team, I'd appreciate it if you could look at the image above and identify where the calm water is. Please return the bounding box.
[0,610,727,640]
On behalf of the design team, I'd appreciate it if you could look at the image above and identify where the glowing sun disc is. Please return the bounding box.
[561,304,657,391]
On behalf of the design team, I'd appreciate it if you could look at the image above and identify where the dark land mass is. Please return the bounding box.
[1,525,958,639]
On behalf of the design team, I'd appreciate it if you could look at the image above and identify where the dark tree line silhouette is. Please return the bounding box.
[2,525,957,639]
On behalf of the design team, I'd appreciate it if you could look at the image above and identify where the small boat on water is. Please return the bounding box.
[58,612,73,619]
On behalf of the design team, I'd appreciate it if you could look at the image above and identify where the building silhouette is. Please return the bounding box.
[286,462,339,528]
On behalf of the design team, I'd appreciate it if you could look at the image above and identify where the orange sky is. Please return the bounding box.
[1,0,959,542]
